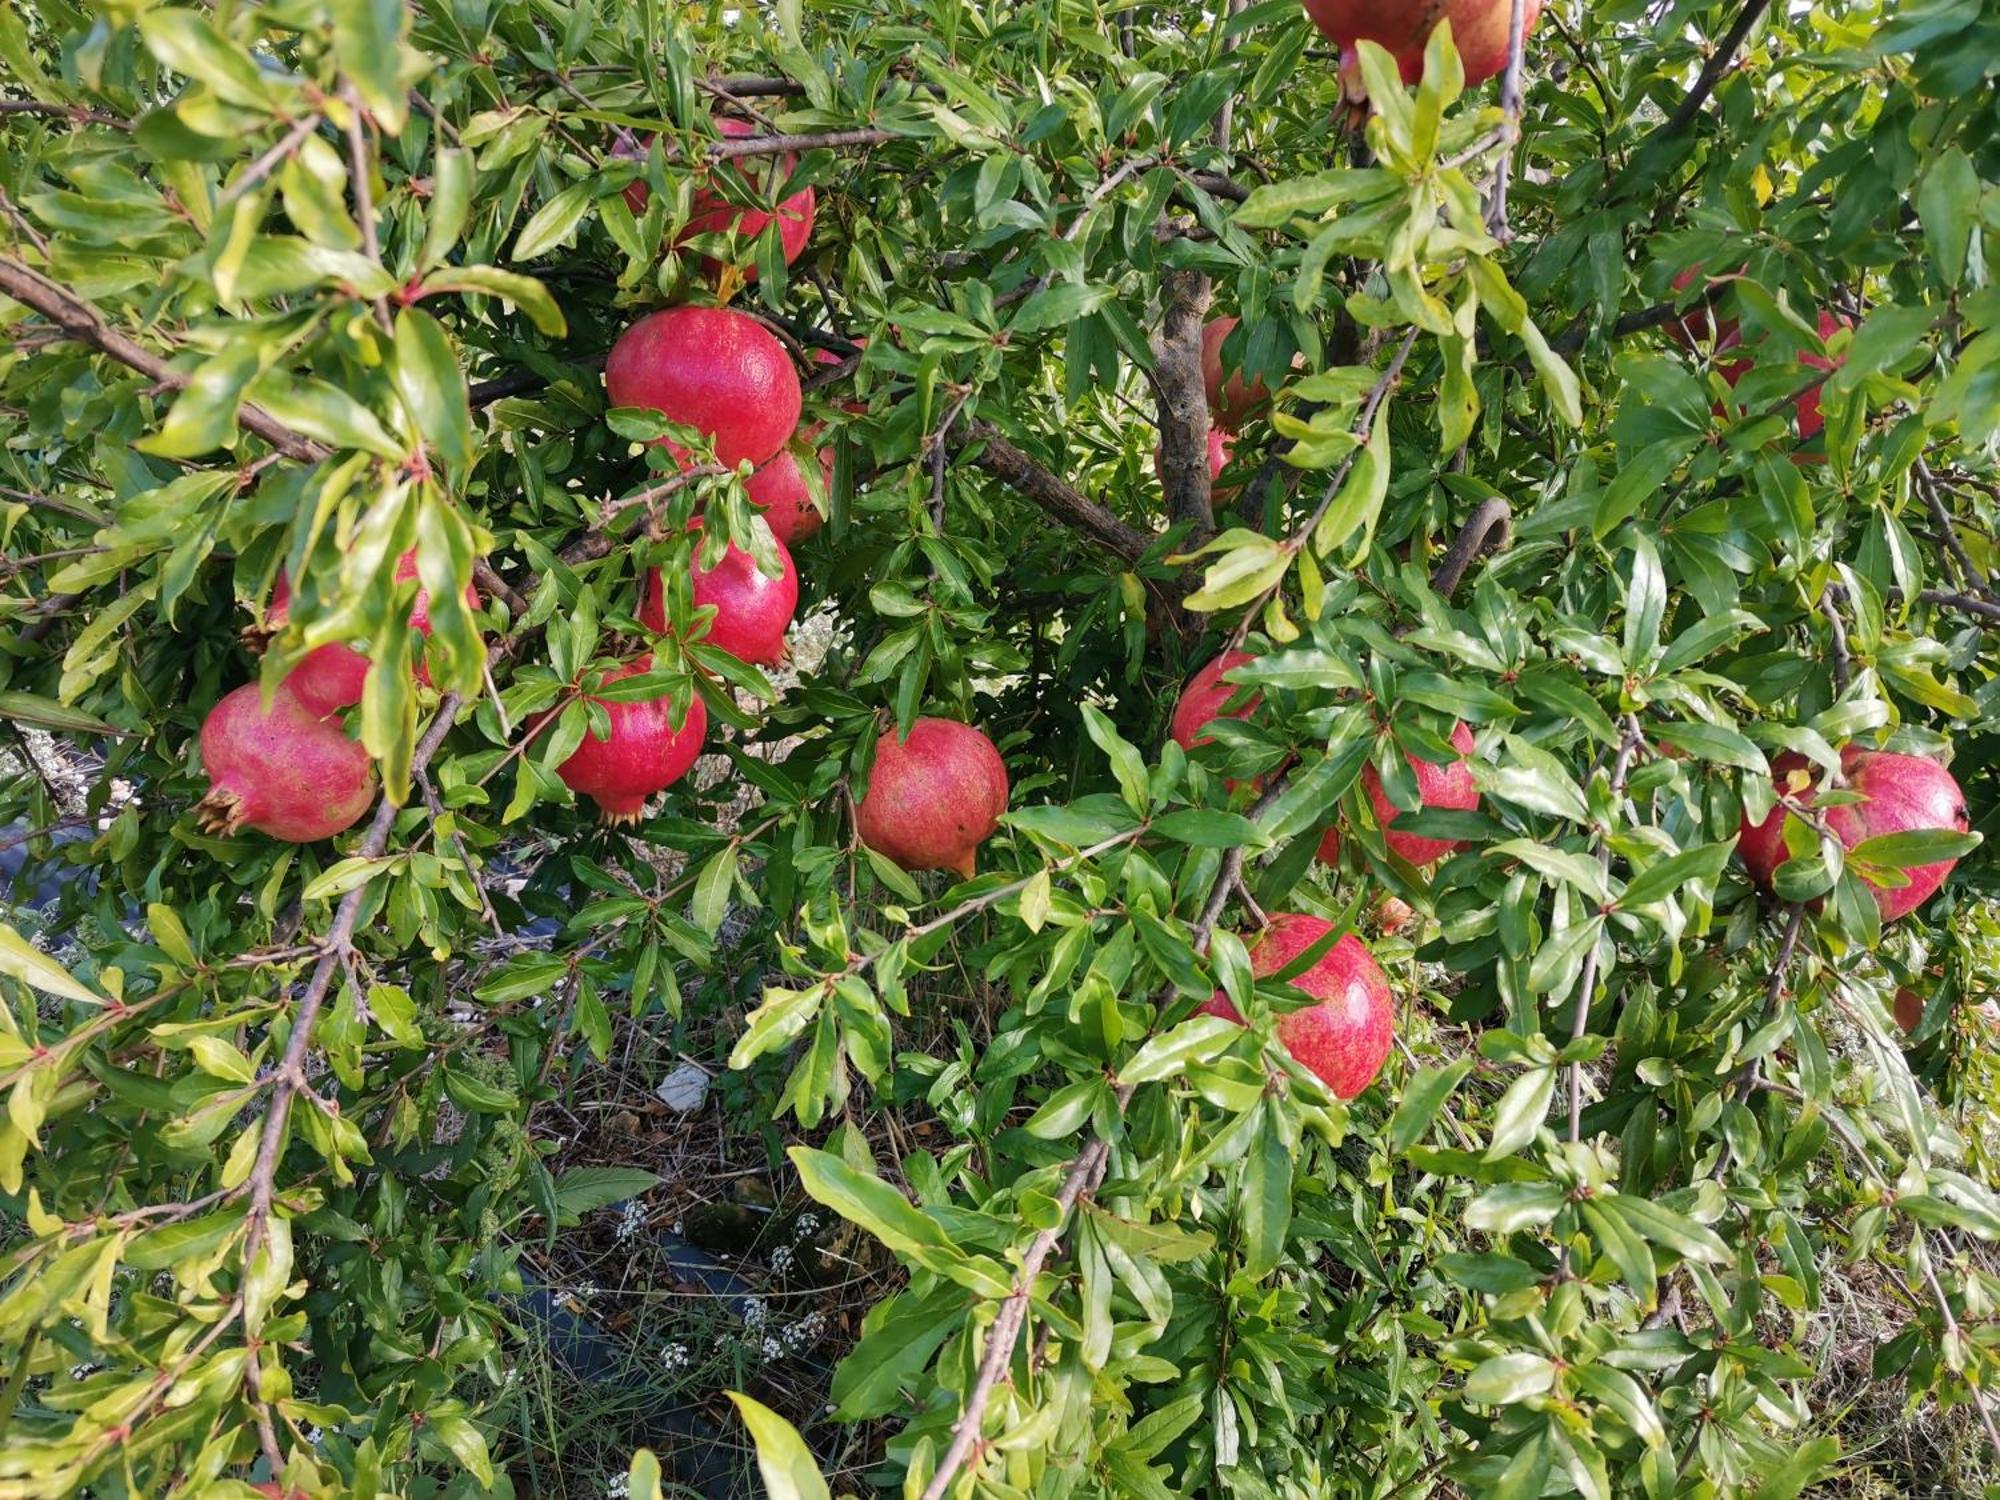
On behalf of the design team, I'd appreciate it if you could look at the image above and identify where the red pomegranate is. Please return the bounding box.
[1794,309,1851,442]
[196,680,376,842]
[604,307,802,470]
[1666,264,1740,350]
[856,718,1010,878]
[1169,650,1261,752]
[555,657,709,823]
[1316,825,1341,868]
[1307,0,1544,88]
[1739,746,1969,923]
[745,444,829,544]
[1199,913,1394,1099]
[266,551,479,714]
[640,527,798,666]
[677,117,815,276]
[1154,427,1235,496]
[1363,721,1479,866]
[1201,318,1272,429]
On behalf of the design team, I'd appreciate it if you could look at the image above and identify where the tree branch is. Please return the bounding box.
[1484,0,1531,240]
[1154,267,1216,539]
[0,99,131,130]
[1650,0,1774,140]
[1428,498,1512,600]
[0,254,328,465]
[948,419,1155,566]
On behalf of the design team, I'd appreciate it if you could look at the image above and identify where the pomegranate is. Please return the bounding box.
[555,657,708,823]
[1666,264,1739,350]
[1376,895,1414,935]
[856,717,1010,878]
[196,680,376,842]
[1794,309,1851,442]
[678,118,815,275]
[640,526,797,667]
[1316,825,1342,867]
[1154,427,1235,496]
[745,444,829,544]
[1306,0,1545,89]
[1169,650,1261,752]
[1739,746,1968,923]
[265,550,479,714]
[604,307,802,470]
[1201,318,1272,428]
[1363,721,1479,867]
[1893,986,1926,1034]
[1199,913,1394,1099]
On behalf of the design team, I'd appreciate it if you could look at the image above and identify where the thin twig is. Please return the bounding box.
[1650,0,1775,139]
[0,100,130,129]
[1914,457,1989,598]
[1484,0,1531,240]
[220,114,323,207]
[341,86,394,332]
[1821,584,1852,694]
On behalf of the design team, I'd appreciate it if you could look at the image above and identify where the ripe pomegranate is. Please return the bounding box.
[856,717,1010,879]
[640,526,798,667]
[1363,721,1479,866]
[1794,309,1852,442]
[1201,318,1272,428]
[1307,0,1545,89]
[265,551,479,714]
[1316,825,1341,868]
[1169,650,1261,752]
[745,444,829,544]
[604,307,802,470]
[1739,746,1969,923]
[1199,913,1394,1099]
[1893,986,1926,1034]
[1154,427,1235,496]
[196,680,375,842]
[555,657,708,823]
[678,118,815,275]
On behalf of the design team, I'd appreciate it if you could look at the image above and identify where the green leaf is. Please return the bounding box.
[1150,809,1267,848]
[1234,168,1400,228]
[1846,828,1980,869]
[1464,1352,1556,1406]
[1313,402,1391,562]
[1617,840,1736,910]
[1184,533,1291,611]
[513,183,594,262]
[1465,1181,1565,1234]
[1081,703,1152,814]
[392,308,474,470]
[1239,1102,1292,1279]
[1010,281,1113,335]
[1118,1014,1242,1085]
[1917,148,1978,288]
[693,845,737,936]
[726,1392,831,1500]
[552,1166,661,1217]
[1484,1065,1555,1160]
[1599,1192,1730,1264]
[1593,437,1695,540]
[138,343,263,459]
[419,266,569,336]
[0,923,106,1007]
[0,691,120,737]
[124,1206,247,1270]
[330,0,411,132]
[1520,316,1583,426]
[1571,1364,1666,1449]
[1388,1057,1475,1153]
[137,11,274,110]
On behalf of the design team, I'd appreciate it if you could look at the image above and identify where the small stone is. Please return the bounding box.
[655,1060,711,1113]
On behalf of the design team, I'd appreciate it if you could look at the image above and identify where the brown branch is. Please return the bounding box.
[1914,457,1989,598]
[219,114,323,208]
[1429,498,1512,600]
[1821,584,1852,694]
[1186,170,1250,204]
[0,99,131,130]
[0,255,328,465]
[1650,0,1774,139]
[472,560,529,618]
[1917,589,2000,623]
[704,126,898,161]
[706,76,810,97]
[242,697,462,1258]
[1154,267,1215,538]
[1484,0,1532,241]
[341,86,393,331]
[948,419,1154,565]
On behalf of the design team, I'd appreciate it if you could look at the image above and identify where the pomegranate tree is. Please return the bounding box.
[856,718,1009,878]
[1740,746,1969,922]
[678,117,816,275]
[1199,913,1395,1099]
[1363,721,1479,866]
[640,527,798,667]
[604,307,802,470]
[195,680,376,842]
[555,657,709,823]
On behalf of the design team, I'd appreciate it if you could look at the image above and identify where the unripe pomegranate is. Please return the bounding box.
[1739,746,1968,923]
[555,657,708,824]
[1199,913,1394,1098]
[1169,650,1261,752]
[856,718,1010,879]
[1307,0,1544,89]
[265,551,479,714]
[1893,986,1926,1034]
[745,444,829,544]
[604,307,802,470]
[196,681,375,842]
[1154,427,1235,497]
[640,527,798,667]
[1363,721,1479,867]
[1201,318,1272,429]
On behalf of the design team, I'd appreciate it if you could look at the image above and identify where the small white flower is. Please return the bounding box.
[769,1244,795,1273]
[661,1341,690,1372]
[606,1473,630,1500]
[760,1336,783,1360]
[742,1297,768,1327]
[615,1200,647,1241]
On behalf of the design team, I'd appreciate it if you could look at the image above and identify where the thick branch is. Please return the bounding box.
[1650,0,1774,139]
[1429,498,1512,600]
[949,419,1154,565]
[1154,268,1216,538]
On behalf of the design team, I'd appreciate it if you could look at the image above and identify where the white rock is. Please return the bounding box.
[655,1060,711,1113]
